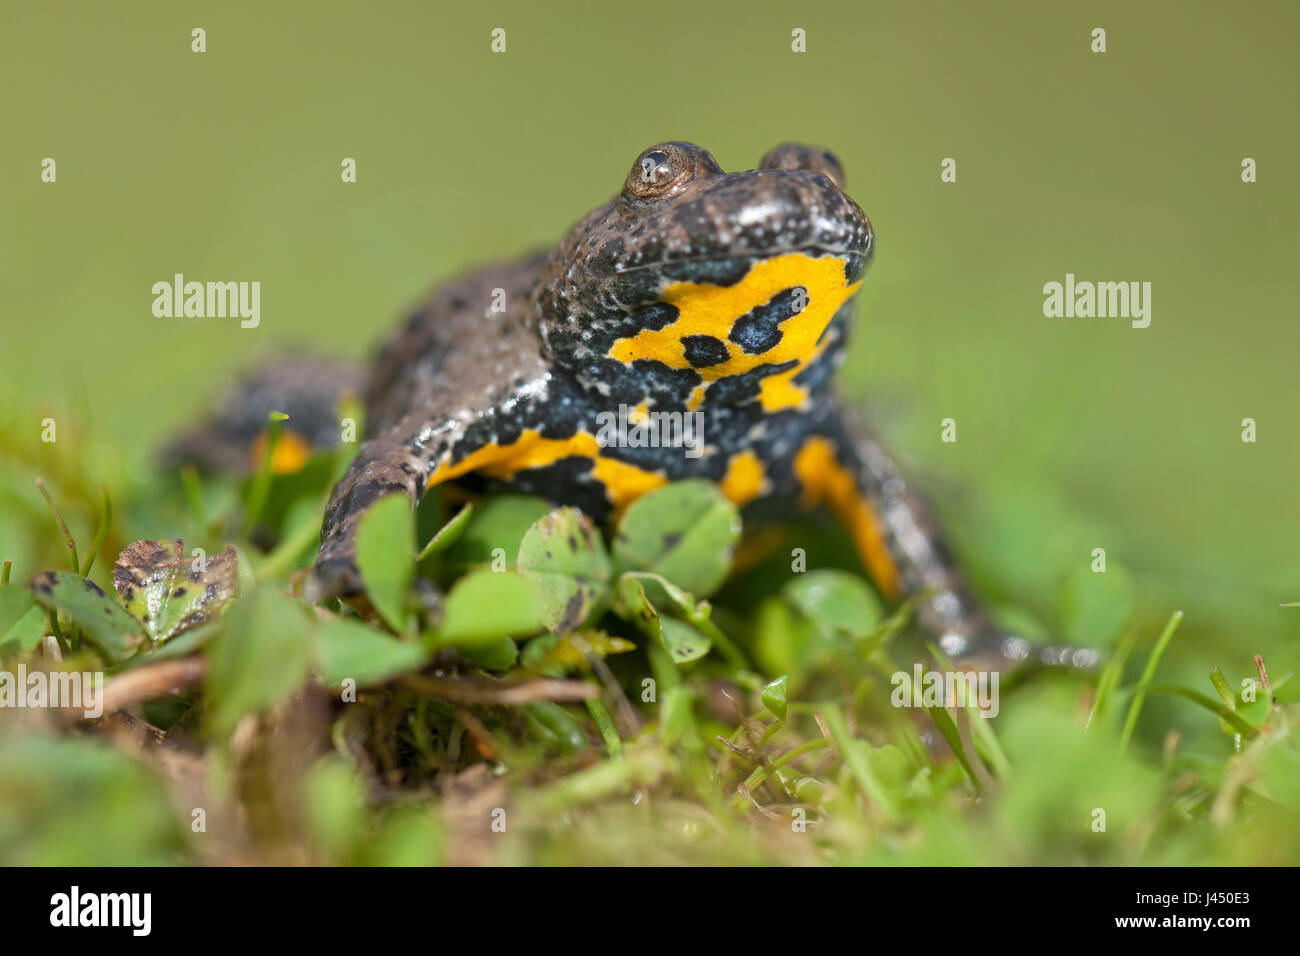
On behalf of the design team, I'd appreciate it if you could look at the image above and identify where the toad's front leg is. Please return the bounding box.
[312,385,655,597]
[313,415,445,598]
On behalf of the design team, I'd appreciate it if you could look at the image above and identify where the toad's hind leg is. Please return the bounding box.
[796,407,1099,672]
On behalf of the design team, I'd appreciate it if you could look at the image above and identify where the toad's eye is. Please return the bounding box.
[638,150,674,185]
[622,142,723,202]
[759,143,846,189]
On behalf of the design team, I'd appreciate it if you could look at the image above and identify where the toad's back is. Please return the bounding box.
[361,255,549,438]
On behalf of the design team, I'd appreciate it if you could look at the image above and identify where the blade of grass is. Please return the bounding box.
[417,502,474,561]
[728,738,831,811]
[925,701,983,791]
[585,697,622,758]
[1208,667,1235,709]
[954,706,996,792]
[1086,626,1137,731]
[244,412,288,534]
[1146,685,1258,739]
[1119,610,1184,755]
[35,478,79,573]
[819,704,900,820]
[79,487,112,577]
[926,642,1009,778]
[179,464,207,530]
[46,608,68,654]
[1208,666,1242,750]
[683,609,747,671]
[256,505,324,580]
[963,699,1009,777]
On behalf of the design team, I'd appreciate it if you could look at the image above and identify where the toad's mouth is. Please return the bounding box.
[609,241,871,277]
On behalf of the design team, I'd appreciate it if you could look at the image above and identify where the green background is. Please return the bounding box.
[2,0,1296,679]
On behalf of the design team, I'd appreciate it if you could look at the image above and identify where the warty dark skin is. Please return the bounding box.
[172,141,1098,673]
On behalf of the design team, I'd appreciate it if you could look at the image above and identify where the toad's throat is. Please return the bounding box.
[606,253,860,412]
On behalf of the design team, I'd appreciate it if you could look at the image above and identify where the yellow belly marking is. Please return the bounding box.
[793,436,901,600]
[607,253,861,411]
[426,429,666,513]
[251,428,313,475]
[718,449,768,506]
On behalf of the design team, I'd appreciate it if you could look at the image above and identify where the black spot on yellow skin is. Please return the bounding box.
[729,286,806,354]
[636,302,681,330]
[682,335,729,367]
